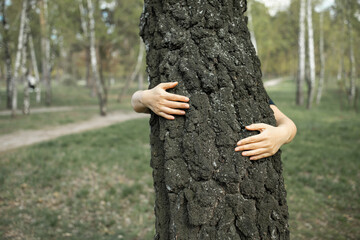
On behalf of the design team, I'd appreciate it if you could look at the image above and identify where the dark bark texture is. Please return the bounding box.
[140,1,289,239]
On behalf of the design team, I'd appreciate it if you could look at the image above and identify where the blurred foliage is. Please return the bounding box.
[0,0,359,90]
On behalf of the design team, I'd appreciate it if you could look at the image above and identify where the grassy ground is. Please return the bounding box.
[0,79,359,239]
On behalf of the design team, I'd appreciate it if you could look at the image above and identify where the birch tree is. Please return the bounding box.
[118,38,145,102]
[141,1,289,238]
[87,0,107,115]
[316,11,325,105]
[22,17,30,115]
[247,1,258,54]
[1,0,12,109]
[29,33,41,103]
[347,12,357,105]
[11,0,28,116]
[39,0,51,106]
[297,0,306,106]
[79,0,93,94]
[306,0,316,109]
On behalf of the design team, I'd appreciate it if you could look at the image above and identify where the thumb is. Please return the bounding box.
[160,81,178,90]
[246,123,269,131]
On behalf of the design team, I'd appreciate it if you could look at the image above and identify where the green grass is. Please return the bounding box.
[0,79,359,239]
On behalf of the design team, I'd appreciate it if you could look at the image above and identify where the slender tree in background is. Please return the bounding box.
[118,37,145,102]
[11,0,28,117]
[22,17,30,115]
[87,0,107,116]
[297,0,306,106]
[1,0,12,109]
[29,33,41,103]
[247,1,258,54]
[78,0,94,95]
[316,11,325,105]
[306,0,316,109]
[141,1,289,239]
[39,0,51,106]
[346,5,357,106]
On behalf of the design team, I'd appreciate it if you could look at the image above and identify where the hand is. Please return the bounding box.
[141,82,190,120]
[235,123,290,160]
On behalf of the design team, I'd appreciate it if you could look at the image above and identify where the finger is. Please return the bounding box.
[245,123,269,131]
[158,111,175,120]
[242,148,267,157]
[237,134,265,145]
[250,153,272,161]
[161,106,186,116]
[164,100,190,109]
[160,82,178,90]
[235,142,264,152]
[164,92,190,102]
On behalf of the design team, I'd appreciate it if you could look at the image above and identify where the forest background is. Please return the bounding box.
[0,0,359,239]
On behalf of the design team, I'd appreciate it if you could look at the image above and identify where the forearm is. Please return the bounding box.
[131,90,150,114]
[270,105,297,144]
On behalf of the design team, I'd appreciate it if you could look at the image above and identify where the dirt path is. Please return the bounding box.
[264,77,285,87]
[0,111,149,153]
[0,106,98,116]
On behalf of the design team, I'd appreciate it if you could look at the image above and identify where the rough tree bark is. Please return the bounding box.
[297,0,306,106]
[11,0,28,117]
[87,0,107,116]
[1,0,12,109]
[140,1,290,239]
[306,0,315,109]
[316,11,325,105]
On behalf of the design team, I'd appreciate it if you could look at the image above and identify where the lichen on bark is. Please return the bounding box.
[140,0,290,239]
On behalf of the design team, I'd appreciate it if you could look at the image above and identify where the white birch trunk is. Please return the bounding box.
[22,18,30,115]
[1,0,13,109]
[87,0,106,116]
[29,34,41,103]
[316,12,325,105]
[247,1,258,54]
[306,0,316,109]
[11,0,28,116]
[118,38,145,102]
[40,0,51,106]
[297,0,306,106]
[348,20,357,105]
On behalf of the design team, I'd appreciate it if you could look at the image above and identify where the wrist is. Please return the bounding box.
[277,125,292,145]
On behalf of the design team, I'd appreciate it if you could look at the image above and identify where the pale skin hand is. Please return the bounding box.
[131,83,297,160]
[131,82,190,120]
[235,105,297,160]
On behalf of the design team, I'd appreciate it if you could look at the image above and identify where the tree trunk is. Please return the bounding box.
[118,38,145,102]
[141,1,290,239]
[306,0,315,109]
[29,34,41,103]
[316,12,325,105]
[1,0,13,109]
[297,0,306,106]
[348,18,356,106]
[11,0,28,117]
[247,1,258,54]
[79,0,93,94]
[40,0,51,106]
[87,0,106,116]
[22,18,30,115]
